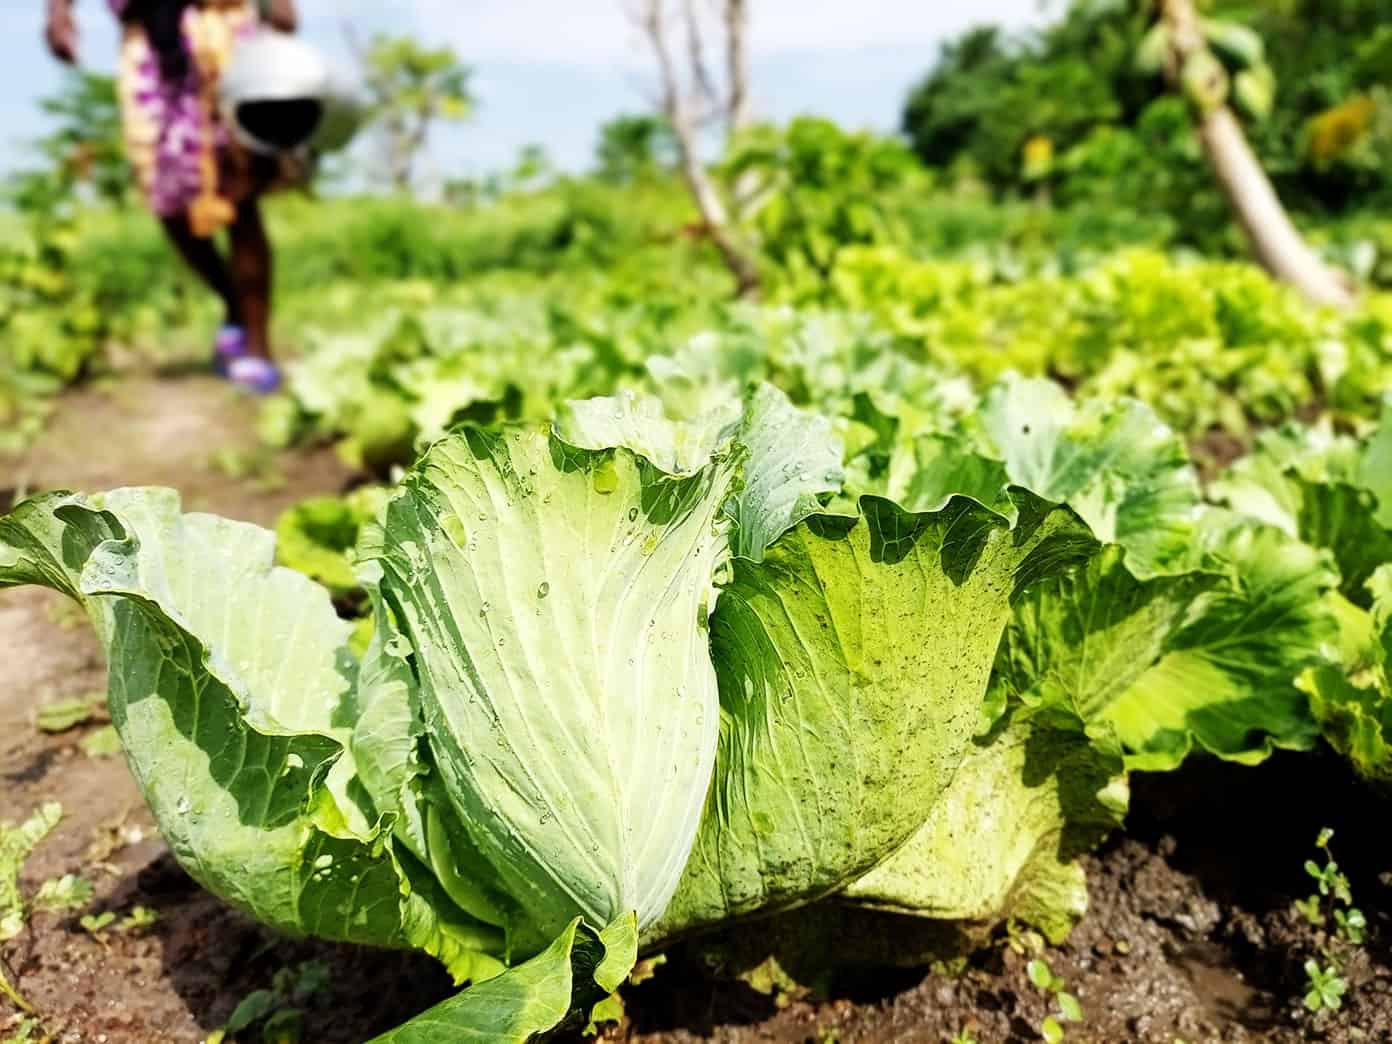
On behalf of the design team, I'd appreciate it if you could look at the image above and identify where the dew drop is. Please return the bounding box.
[175,797,191,815]
[441,515,468,547]
[479,602,492,617]
[592,459,620,495]
[628,507,639,523]
[537,582,550,599]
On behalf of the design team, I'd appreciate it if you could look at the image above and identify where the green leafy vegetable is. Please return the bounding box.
[0,803,63,941]
[367,915,636,1044]
[843,707,1127,944]
[5,374,1333,1034]
[996,518,1336,770]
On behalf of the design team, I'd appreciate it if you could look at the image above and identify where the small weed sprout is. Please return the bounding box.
[31,874,92,915]
[1,1015,43,1044]
[79,910,115,942]
[0,961,36,1018]
[206,961,330,1044]
[1004,918,1045,957]
[118,905,159,933]
[1294,828,1365,1012]
[1303,960,1348,1012]
[1026,958,1083,1042]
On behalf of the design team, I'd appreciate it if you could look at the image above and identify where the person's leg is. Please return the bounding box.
[159,213,237,322]
[228,195,273,360]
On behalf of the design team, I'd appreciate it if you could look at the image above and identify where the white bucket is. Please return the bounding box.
[220,30,366,156]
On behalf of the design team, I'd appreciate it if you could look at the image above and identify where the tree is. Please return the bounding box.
[1153,0,1355,307]
[509,144,553,192]
[634,0,761,298]
[902,12,1147,187]
[19,71,130,213]
[354,33,473,192]
[594,114,677,184]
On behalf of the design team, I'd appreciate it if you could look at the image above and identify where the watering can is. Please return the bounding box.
[219,30,366,156]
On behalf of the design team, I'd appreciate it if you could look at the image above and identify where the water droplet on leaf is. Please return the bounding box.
[592,459,619,495]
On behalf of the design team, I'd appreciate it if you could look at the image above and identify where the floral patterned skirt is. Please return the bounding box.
[115,0,300,235]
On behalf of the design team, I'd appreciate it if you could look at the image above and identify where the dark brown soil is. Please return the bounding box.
[597,753,1392,1044]
[2,377,1390,1044]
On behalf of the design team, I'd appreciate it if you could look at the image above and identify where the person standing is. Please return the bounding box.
[44,0,301,392]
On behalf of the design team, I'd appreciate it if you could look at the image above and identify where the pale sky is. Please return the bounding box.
[0,1,1051,184]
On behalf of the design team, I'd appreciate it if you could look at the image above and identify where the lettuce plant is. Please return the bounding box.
[1214,410,1392,786]
[0,379,1329,1037]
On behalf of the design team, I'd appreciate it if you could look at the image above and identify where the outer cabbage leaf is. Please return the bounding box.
[889,376,1201,578]
[352,556,514,980]
[1106,519,1334,769]
[371,426,735,943]
[842,707,1128,944]
[989,546,1219,733]
[1214,420,1392,606]
[1213,417,1392,783]
[996,518,1335,771]
[368,914,637,1044]
[552,389,739,476]
[1361,413,1392,530]
[556,383,846,562]
[653,492,1097,941]
[0,490,490,967]
[1304,667,1392,790]
[723,383,845,563]
[1302,565,1392,789]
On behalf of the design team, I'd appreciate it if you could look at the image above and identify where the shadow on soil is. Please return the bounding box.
[605,748,1392,1044]
[120,851,456,1042]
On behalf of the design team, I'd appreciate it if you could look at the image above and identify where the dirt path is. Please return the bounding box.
[1,378,451,1043]
[2,377,1389,1043]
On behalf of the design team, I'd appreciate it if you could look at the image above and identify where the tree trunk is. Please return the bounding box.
[1197,108,1355,308]
[389,129,412,192]
[1162,0,1354,308]
[725,0,751,133]
[677,135,761,298]
[640,0,761,300]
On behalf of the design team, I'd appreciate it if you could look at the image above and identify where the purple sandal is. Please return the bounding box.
[214,325,249,375]
[226,355,283,395]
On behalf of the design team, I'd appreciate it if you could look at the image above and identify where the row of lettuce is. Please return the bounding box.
[4,352,1389,1038]
[8,113,1392,454]
[261,246,1392,480]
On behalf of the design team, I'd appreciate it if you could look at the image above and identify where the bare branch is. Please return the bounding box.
[683,0,720,113]
[724,0,751,132]
[637,0,681,120]
[630,0,761,298]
